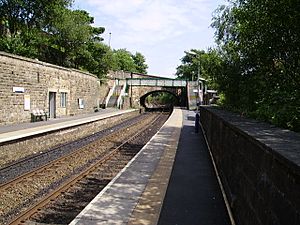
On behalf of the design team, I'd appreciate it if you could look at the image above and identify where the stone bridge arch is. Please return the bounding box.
[130,85,187,108]
[140,90,180,110]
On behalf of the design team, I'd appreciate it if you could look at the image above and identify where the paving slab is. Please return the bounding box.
[73,196,137,222]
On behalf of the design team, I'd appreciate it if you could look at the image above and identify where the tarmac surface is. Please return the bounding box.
[157,110,231,225]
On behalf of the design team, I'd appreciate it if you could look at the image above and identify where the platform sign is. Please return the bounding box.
[78,98,84,109]
[13,87,25,93]
[24,95,30,110]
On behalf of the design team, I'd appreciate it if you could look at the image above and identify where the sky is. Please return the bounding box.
[73,0,226,78]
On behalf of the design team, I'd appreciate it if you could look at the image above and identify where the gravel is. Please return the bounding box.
[0,112,168,225]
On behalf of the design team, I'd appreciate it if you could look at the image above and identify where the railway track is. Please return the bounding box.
[0,112,170,225]
[0,113,149,184]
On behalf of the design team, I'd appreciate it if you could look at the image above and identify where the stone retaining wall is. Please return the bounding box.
[0,52,109,125]
[200,106,300,225]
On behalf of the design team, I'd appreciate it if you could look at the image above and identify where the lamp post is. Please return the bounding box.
[189,51,202,107]
[108,32,112,48]
[197,60,200,86]
[189,51,201,82]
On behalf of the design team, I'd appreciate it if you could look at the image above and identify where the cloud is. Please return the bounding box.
[86,0,144,15]
[75,0,223,77]
[83,0,215,46]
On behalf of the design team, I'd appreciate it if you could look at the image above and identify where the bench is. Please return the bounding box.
[31,109,48,122]
[99,103,106,109]
[94,103,106,112]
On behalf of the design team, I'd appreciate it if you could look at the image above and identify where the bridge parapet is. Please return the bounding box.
[126,78,187,87]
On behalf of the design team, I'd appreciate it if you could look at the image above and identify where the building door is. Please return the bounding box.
[49,92,56,118]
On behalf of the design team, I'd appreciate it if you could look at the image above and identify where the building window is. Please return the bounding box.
[60,92,67,108]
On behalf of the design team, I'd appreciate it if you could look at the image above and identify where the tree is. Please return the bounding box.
[132,52,148,74]
[211,0,300,131]
[81,42,114,79]
[0,1,108,74]
[176,49,202,81]
[111,49,148,74]
[0,0,74,56]
[112,49,136,72]
[0,1,150,82]
[176,48,222,89]
[46,9,104,67]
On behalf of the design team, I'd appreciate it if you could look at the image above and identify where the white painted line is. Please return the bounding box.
[70,109,182,225]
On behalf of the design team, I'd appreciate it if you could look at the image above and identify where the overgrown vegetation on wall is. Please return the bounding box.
[176,0,300,132]
[0,0,148,78]
[145,92,177,108]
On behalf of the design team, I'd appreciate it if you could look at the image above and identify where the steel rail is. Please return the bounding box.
[7,112,165,225]
[0,113,146,182]
[0,113,149,190]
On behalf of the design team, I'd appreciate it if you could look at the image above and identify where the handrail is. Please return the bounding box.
[126,78,187,87]
[105,81,116,107]
[117,82,127,109]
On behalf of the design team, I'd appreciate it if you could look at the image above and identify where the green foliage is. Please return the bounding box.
[176,49,203,81]
[81,42,114,78]
[111,49,148,74]
[0,0,73,35]
[46,9,99,67]
[176,48,223,90]
[132,52,148,74]
[112,49,136,72]
[146,92,177,107]
[211,0,300,131]
[177,0,300,131]
[0,0,148,78]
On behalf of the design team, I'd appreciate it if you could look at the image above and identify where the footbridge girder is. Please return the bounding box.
[126,78,187,87]
[126,78,188,108]
[105,72,207,110]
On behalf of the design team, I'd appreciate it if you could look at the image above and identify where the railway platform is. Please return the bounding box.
[0,108,136,143]
[70,109,233,225]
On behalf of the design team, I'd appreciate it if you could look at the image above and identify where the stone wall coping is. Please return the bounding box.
[0,51,98,79]
[201,106,300,172]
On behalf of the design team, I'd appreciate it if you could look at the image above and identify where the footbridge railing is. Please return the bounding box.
[126,78,187,87]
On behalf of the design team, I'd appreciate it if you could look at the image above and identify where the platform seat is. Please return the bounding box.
[31,109,48,122]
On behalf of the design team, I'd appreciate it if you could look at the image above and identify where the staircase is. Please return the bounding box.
[107,95,118,107]
[106,85,123,108]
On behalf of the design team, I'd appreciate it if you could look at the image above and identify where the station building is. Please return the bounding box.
[0,51,195,126]
[0,52,110,125]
